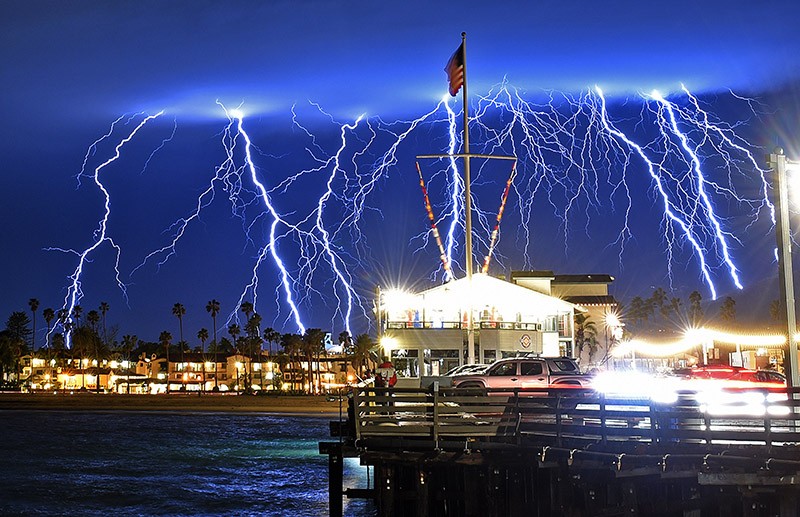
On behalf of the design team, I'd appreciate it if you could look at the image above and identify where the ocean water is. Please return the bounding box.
[0,410,374,516]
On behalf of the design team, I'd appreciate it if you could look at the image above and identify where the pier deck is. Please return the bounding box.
[321,385,800,516]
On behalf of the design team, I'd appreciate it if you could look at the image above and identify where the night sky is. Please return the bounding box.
[3,1,800,346]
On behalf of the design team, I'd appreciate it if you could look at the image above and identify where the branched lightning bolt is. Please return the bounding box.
[443,98,463,278]
[647,89,742,291]
[232,111,307,333]
[52,111,164,345]
[594,86,720,297]
[58,83,771,340]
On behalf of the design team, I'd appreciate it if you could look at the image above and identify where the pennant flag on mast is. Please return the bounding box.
[445,42,465,96]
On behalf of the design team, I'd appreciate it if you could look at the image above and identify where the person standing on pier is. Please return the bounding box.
[374,361,397,388]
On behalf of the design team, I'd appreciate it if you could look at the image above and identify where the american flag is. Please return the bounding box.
[445,43,464,97]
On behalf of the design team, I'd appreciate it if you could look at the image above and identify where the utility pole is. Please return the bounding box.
[768,148,799,389]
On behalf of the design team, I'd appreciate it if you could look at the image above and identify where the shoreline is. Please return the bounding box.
[0,392,346,415]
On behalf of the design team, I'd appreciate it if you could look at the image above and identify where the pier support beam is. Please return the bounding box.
[377,464,395,517]
[415,468,429,517]
[327,444,343,517]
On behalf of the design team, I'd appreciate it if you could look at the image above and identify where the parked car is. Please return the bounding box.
[445,364,489,377]
[452,356,591,390]
[672,365,786,388]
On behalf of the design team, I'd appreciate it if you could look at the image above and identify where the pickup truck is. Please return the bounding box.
[452,356,592,390]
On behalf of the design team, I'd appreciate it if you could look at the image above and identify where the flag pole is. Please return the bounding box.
[460,32,476,365]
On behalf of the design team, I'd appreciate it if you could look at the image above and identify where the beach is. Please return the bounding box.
[0,391,345,414]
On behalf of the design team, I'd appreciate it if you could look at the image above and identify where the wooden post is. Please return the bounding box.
[779,487,799,516]
[353,387,362,443]
[431,382,440,449]
[327,444,343,517]
[620,481,637,515]
[600,392,607,447]
[378,463,395,517]
[416,468,429,517]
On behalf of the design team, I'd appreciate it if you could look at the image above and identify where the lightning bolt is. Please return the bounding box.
[594,86,721,298]
[54,83,770,341]
[232,110,307,333]
[648,88,743,291]
[52,111,164,345]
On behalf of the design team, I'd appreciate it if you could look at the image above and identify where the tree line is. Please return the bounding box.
[570,287,773,365]
[0,298,380,392]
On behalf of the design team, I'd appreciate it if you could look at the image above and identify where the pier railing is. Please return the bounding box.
[351,385,800,451]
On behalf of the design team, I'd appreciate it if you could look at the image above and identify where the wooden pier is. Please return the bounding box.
[320,385,800,516]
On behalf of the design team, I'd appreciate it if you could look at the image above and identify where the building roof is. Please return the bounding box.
[416,273,577,315]
[509,270,555,279]
[563,295,619,306]
[509,271,615,284]
[553,274,615,284]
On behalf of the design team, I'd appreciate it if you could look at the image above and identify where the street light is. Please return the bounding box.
[767,148,800,389]
[604,311,624,367]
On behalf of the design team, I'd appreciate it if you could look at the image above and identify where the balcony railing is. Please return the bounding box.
[386,320,545,331]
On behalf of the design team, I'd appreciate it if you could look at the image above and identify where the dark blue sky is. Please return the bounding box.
[3,0,800,346]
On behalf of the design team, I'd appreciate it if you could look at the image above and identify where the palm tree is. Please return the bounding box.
[72,325,95,390]
[42,308,55,350]
[172,303,186,389]
[240,301,254,322]
[228,323,241,348]
[195,329,208,353]
[688,290,703,327]
[574,313,598,361]
[302,328,325,394]
[206,300,220,390]
[121,334,137,394]
[56,309,68,338]
[121,335,137,363]
[86,310,102,392]
[339,331,352,352]
[3,311,31,385]
[197,328,208,393]
[86,310,100,331]
[72,305,83,327]
[281,333,303,392]
[351,333,375,377]
[51,332,65,359]
[28,298,39,351]
[650,288,667,322]
[264,327,279,357]
[274,352,289,390]
[228,323,241,390]
[99,302,110,348]
[720,296,736,323]
[159,330,173,393]
[338,331,352,381]
[770,299,781,322]
[245,314,262,391]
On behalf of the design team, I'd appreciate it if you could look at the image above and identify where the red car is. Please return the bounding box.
[673,366,786,388]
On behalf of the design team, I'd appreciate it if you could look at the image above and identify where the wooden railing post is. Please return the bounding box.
[432,382,440,449]
[765,413,772,448]
[555,392,563,447]
[600,392,607,447]
[353,387,362,443]
[649,400,659,445]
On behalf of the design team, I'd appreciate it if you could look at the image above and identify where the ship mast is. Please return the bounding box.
[460,32,477,365]
[418,32,515,365]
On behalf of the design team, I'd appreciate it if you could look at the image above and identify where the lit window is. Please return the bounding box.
[391,349,419,378]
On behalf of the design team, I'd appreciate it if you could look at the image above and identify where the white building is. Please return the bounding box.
[378,273,580,386]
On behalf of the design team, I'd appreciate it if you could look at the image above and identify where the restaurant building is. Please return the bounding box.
[379,271,617,386]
